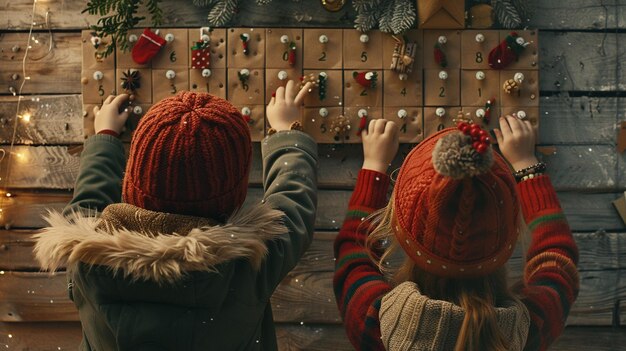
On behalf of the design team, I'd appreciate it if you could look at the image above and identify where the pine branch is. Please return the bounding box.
[146,0,163,26]
[192,0,219,6]
[352,0,380,12]
[390,0,416,34]
[207,0,238,27]
[378,0,396,33]
[512,0,531,25]
[493,0,522,28]
[256,0,273,4]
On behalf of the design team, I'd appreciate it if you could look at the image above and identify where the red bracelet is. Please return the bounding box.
[97,129,120,137]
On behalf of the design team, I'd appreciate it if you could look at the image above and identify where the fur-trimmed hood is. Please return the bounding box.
[34,203,288,284]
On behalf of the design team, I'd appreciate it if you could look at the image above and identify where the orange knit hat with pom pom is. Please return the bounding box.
[392,126,519,278]
[122,91,251,220]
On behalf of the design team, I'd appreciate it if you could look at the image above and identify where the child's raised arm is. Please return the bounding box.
[257,80,319,291]
[63,94,130,216]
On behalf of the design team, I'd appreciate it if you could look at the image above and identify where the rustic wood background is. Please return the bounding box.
[1,0,626,349]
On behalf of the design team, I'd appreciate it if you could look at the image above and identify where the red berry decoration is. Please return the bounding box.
[457,122,492,155]
[476,143,488,154]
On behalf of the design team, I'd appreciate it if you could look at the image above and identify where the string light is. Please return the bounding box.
[1,0,52,225]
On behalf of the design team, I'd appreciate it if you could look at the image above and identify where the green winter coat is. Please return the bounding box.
[34,131,318,351]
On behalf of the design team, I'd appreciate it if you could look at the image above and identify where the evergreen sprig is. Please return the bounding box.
[492,0,524,28]
[207,0,239,27]
[83,0,164,57]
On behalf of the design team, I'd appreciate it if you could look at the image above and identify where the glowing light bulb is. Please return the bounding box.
[22,114,31,123]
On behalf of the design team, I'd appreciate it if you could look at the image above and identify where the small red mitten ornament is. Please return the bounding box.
[488,32,528,69]
[356,109,368,137]
[353,71,377,89]
[191,41,211,69]
[132,28,166,65]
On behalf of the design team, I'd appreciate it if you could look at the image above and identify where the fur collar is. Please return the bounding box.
[34,203,288,284]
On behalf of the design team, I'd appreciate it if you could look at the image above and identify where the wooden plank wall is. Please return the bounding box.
[1,0,625,349]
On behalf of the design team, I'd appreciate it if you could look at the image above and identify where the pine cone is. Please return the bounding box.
[329,115,351,142]
[503,78,519,94]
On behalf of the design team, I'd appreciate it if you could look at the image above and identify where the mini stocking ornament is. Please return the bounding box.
[191,41,211,69]
[287,42,297,66]
[132,28,166,65]
[488,32,528,69]
[434,43,447,68]
[353,71,378,89]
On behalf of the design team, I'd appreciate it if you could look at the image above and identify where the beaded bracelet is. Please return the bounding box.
[518,172,544,182]
[513,162,546,181]
[267,121,304,136]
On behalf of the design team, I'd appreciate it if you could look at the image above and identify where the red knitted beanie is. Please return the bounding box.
[392,128,519,278]
[122,91,251,220]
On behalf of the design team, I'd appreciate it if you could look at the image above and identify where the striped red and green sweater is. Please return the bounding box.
[333,169,579,351]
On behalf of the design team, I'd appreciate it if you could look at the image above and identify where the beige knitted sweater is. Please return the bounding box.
[379,282,530,351]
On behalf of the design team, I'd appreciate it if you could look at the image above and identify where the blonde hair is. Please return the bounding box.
[364,193,522,351]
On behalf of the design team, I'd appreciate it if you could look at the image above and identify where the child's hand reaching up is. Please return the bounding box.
[266,80,312,131]
[93,94,130,136]
[493,115,538,171]
[362,119,399,173]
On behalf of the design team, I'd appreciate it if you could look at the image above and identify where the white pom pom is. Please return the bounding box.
[358,109,368,118]
[365,72,374,80]
[438,36,447,44]
[201,34,210,42]
[240,68,250,76]
[516,36,525,46]
[165,70,176,79]
[319,71,328,78]
[241,33,250,41]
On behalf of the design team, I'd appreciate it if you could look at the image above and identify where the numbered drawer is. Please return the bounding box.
[459,106,502,132]
[499,30,539,70]
[152,69,188,103]
[303,29,343,69]
[303,70,343,107]
[265,28,303,69]
[423,30,461,69]
[343,107,383,143]
[383,70,423,107]
[236,105,266,142]
[116,29,152,69]
[461,30,499,69]
[344,70,383,108]
[384,107,423,144]
[424,69,460,106]
[303,107,343,143]
[115,68,152,103]
[82,69,116,104]
[343,30,383,69]
[461,70,499,106]
[151,29,189,69]
[228,68,265,105]
[227,28,265,68]
[82,30,115,70]
[423,106,461,138]
[265,68,303,104]
[188,28,227,68]
[382,29,423,71]
[499,70,539,107]
[189,68,227,99]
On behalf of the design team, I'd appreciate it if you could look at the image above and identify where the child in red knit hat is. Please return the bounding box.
[35,80,317,350]
[334,117,579,351]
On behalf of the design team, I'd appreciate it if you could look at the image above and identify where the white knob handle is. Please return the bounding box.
[436,107,446,117]
[133,105,143,115]
[202,69,212,78]
[438,71,448,80]
[476,71,486,80]
[241,107,251,116]
[239,68,250,76]
[475,34,485,43]
[280,35,289,44]
[360,34,369,43]
[166,70,176,79]
[358,109,368,118]
[476,108,486,118]
[201,34,210,42]
[516,110,527,119]
[278,70,288,80]
[165,33,175,42]
[514,72,525,84]
[397,109,408,119]
[438,36,447,44]
[128,34,138,43]
[93,71,103,81]
[319,108,329,117]
[398,73,408,81]
[516,36,526,46]
[319,35,328,44]
[319,71,328,78]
